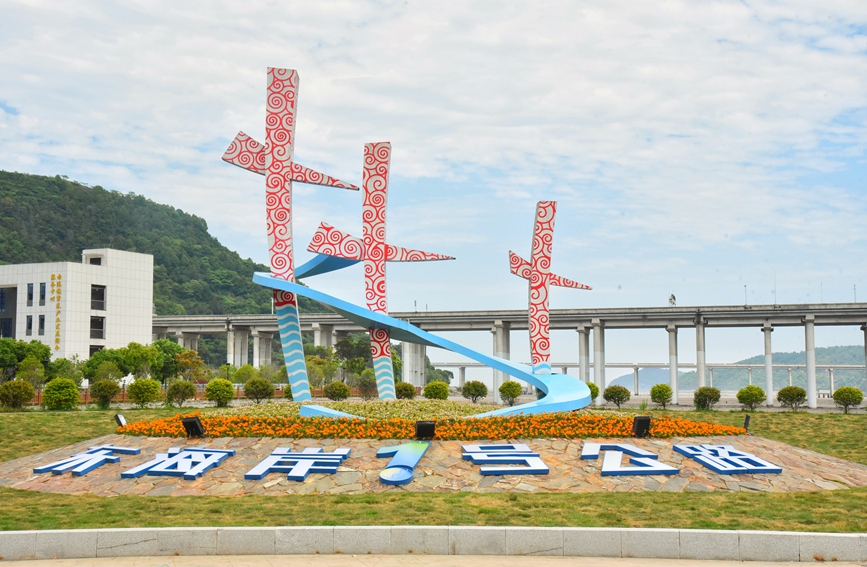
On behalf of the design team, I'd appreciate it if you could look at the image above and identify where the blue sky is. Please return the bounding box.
[1,1,866,379]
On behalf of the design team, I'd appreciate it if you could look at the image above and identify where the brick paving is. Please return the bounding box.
[2,435,866,497]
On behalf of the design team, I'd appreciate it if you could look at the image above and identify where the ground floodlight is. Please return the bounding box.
[633,416,651,438]
[114,414,127,427]
[415,420,436,439]
[743,414,751,433]
[181,416,206,438]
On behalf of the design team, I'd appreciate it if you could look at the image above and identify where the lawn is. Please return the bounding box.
[0,407,865,532]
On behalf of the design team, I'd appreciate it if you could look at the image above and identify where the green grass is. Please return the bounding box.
[1,407,865,532]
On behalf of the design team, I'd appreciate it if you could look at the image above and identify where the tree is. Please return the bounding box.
[737,385,766,412]
[151,339,184,383]
[396,381,416,399]
[423,380,449,400]
[833,386,863,414]
[94,361,123,383]
[650,383,673,409]
[0,379,35,409]
[244,377,275,404]
[126,378,162,408]
[205,378,235,407]
[334,334,372,367]
[83,347,132,380]
[603,385,631,409]
[499,381,523,406]
[694,387,721,410]
[462,380,488,403]
[357,368,378,400]
[391,347,402,378]
[166,380,197,407]
[17,355,46,389]
[587,382,599,402]
[344,357,367,380]
[175,350,207,382]
[42,378,79,410]
[776,386,807,410]
[47,355,84,386]
[425,356,453,384]
[125,342,160,379]
[233,364,259,384]
[90,379,120,410]
[0,339,51,382]
[324,381,350,401]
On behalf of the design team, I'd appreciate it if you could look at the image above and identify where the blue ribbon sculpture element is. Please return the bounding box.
[253,272,591,418]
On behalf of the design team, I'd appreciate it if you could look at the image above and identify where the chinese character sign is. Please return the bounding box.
[377,441,431,485]
[245,447,351,481]
[122,447,235,480]
[34,445,141,476]
[461,444,549,475]
[674,444,783,474]
[581,443,679,476]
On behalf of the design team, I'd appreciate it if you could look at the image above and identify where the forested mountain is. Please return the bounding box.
[0,171,323,315]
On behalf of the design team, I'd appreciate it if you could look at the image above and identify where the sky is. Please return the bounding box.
[1,1,867,380]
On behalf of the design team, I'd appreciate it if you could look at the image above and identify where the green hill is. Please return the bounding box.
[0,170,323,316]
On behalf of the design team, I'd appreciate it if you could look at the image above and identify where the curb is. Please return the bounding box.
[0,526,865,561]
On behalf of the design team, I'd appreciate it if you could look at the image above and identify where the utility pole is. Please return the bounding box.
[744,285,747,306]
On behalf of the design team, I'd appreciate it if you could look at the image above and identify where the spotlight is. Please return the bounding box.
[743,414,751,434]
[114,413,127,427]
[632,416,651,438]
[415,420,436,439]
[181,416,206,438]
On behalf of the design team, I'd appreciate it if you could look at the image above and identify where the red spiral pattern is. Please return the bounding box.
[528,201,557,367]
[274,290,297,308]
[264,67,299,282]
[369,328,391,358]
[362,142,391,314]
[307,224,364,260]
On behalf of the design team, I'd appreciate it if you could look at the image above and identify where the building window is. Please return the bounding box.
[91,285,106,310]
[27,283,33,307]
[26,316,32,336]
[89,257,102,266]
[39,283,46,306]
[0,319,11,338]
[0,289,5,312]
[90,316,105,339]
[89,345,103,357]
[38,315,45,336]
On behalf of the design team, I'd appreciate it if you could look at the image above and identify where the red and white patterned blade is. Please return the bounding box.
[222,132,358,190]
[386,245,454,262]
[307,223,364,260]
[509,251,532,279]
[549,273,592,290]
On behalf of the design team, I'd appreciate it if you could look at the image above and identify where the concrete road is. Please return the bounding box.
[1,556,861,567]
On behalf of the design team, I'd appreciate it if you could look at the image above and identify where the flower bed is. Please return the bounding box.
[215,400,499,420]
[118,411,745,440]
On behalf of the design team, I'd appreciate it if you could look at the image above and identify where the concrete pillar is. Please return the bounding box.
[401,342,426,388]
[632,366,639,396]
[176,333,186,349]
[667,324,678,405]
[787,367,793,386]
[577,325,590,383]
[491,320,511,403]
[747,367,753,386]
[252,330,261,368]
[226,328,235,366]
[459,366,466,388]
[862,324,867,391]
[312,324,334,349]
[709,367,714,388]
[234,330,249,367]
[258,332,273,367]
[187,335,199,352]
[805,315,817,408]
[592,319,605,395]
[829,368,835,394]
[695,319,707,388]
[763,323,774,406]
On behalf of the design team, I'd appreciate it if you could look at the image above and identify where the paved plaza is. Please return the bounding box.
[2,434,866,497]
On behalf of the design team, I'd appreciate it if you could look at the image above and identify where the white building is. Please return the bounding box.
[0,249,153,360]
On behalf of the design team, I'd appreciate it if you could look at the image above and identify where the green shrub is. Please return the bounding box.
[396,381,416,399]
[650,383,673,409]
[499,381,523,406]
[244,377,275,404]
[776,386,807,410]
[423,380,449,400]
[737,385,766,411]
[357,369,378,401]
[126,378,162,409]
[694,386,721,410]
[833,386,863,414]
[603,385,631,408]
[90,379,120,410]
[205,378,236,407]
[323,381,351,401]
[42,378,79,411]
[283,384,293,401]
[166,380,197,407]
[587,382,599,402]
[0,379,35,409]
[17,355,46,389]
[462,380,488,403]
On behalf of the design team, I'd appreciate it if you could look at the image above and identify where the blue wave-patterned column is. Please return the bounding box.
[275,291,312,402]
[370,328,396,400]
